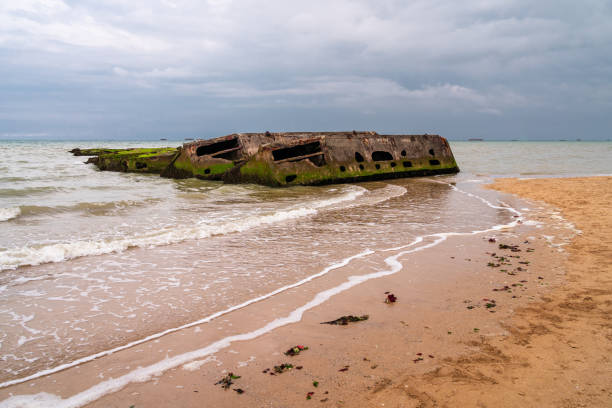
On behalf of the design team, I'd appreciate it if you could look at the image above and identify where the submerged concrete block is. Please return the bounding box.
[75,131,459,185]
[73,147,179,174]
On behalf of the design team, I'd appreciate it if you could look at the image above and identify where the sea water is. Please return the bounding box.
[0,140,610,386]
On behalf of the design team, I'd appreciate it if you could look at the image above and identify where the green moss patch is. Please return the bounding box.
[92,147,179,174]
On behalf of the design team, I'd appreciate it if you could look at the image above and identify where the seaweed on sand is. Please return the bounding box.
[215,372,241,390]
[321,315,369,325]
[284,345,309,356]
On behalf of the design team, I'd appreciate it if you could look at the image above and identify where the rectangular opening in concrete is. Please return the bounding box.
[271,141,325,166]
[272,141,322,161]
[196,138,240,158]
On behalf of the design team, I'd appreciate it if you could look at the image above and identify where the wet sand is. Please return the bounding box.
[1,177,610,407]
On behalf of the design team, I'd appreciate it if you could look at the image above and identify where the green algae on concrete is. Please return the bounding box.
[237,154,459,187]
[170,156,235,180]
[70,148,126,156]
[79,147,179,174]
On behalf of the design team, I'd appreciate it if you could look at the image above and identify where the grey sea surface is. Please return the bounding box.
[450,141,612,177]
[0,140,609,384]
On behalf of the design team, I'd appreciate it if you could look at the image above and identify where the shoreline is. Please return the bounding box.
[0,176,610,407]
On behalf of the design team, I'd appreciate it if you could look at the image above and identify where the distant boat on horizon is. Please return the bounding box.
[184,138,194,141]
[468,138,484,141]
[160,138,167,141]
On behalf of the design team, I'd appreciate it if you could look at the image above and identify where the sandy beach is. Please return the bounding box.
[0,176,610,408]
[365,176,612,407]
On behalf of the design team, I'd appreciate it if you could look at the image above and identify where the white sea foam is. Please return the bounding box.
[237,356,256,367]
[381,236,424,252]
[447,185,521,216]
[0,183,525,408]
[0,207,20,222]
[181,356,217,371]
[0,186,367,271]
[0,392,63,408]
[344,184,407,208]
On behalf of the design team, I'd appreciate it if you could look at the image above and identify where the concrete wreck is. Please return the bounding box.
[73,131,459,186]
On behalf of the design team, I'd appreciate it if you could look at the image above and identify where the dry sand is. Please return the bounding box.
[1,177,610,408]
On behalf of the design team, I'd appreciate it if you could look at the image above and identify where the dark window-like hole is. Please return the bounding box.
[375,164,381,170]
[339,165,346,172]
[121,161,128,171]
[359,164,364,170]
[403,161,412,168]
[285,174,297,183]
[428,149,434,156]
[307,155,326,167]
[429,159,440,165]
[135,162,147,169]
[204,168,211,174]
[390,162,396,168]
[401,150,406,157]
[371,151,393,161]
[272,141,321,161]
[355,152,364,162]
[196,138,239,157]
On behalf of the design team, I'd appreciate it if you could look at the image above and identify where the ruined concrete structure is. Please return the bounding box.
[74,131,459,186]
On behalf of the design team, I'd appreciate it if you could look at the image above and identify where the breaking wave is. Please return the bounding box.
[0,186,367,271]
[0,207,20,222]
[16,199,162,218]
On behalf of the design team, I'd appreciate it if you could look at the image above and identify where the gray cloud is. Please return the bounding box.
[0,0,611,140]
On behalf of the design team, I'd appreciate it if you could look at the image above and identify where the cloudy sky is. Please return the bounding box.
[1,0,611,140]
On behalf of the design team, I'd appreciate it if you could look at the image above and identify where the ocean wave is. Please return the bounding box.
[0,207,20,222]
[0,186,367,271]
[0,177,28,183]
[16,199,162,218]
[0,186,65,197]
[346,184,407,208]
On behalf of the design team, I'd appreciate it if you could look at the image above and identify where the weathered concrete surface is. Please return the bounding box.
[74,131,459,185]
[233,132,457,186]
[73,147,179,174]
[161,131,378,180]
[162,131,459,186]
